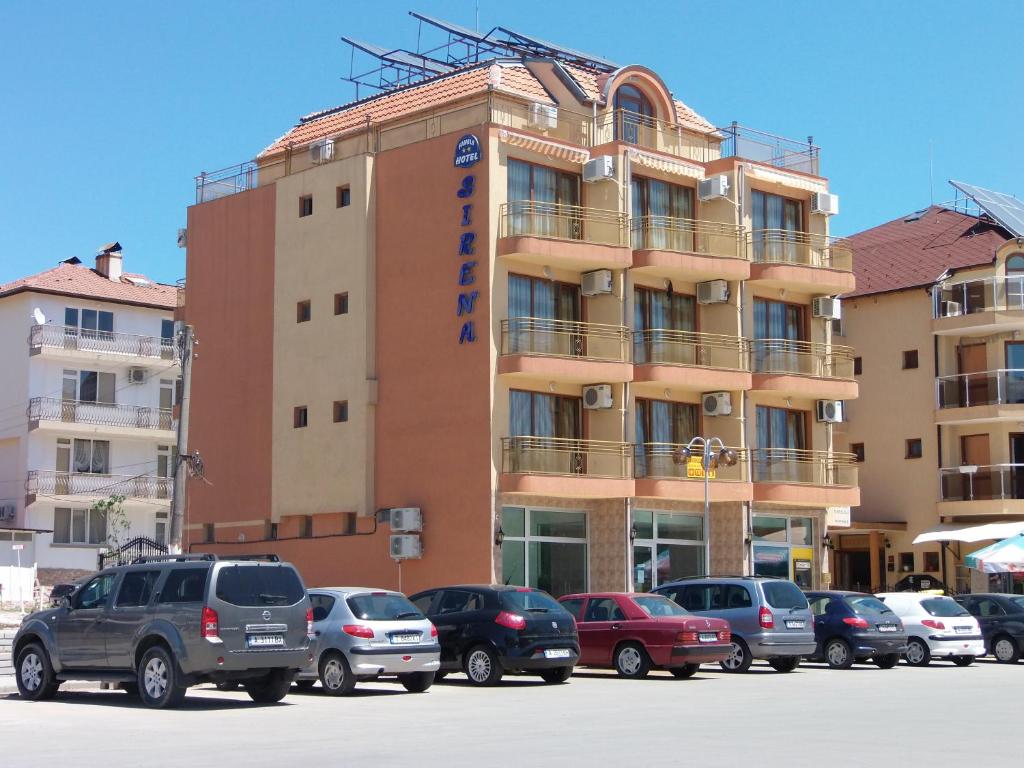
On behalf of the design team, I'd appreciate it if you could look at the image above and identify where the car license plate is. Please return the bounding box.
[247,634,284,648]
[390,633,420,644]
[785,620,805,629]
[544,649,571,659]
[955,626,971,635]
[878,624,898,633]
[699,632,718,643]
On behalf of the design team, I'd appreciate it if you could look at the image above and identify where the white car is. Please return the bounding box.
[876,593,985,667]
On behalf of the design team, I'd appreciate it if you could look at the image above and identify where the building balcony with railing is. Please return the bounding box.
[750,339,858,399]
[632,330,751,393]
[719,123,821,176]
[28,397,175,437]
[496,201,631,271]
[631,216,749,282]
[747,231,855,294]
[750,449,859,507]
[593,109,721,164]
[27,470,171,501]
[938,464,1024,517]
[499,436,635,498]
[935,370,1024,424]
[932,276,1024,335]
[29,324,178,363]
[633,443,752,502]
[498,317,632,383]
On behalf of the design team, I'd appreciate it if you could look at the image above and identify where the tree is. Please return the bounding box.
[92,494,130,550]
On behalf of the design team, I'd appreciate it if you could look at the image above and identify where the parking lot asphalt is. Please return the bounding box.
[2,659,1020,767]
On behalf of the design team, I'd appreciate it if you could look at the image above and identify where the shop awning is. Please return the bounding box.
[912,521,1024,544]
[965,534,1024,573]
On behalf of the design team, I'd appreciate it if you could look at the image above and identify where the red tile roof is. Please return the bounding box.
[0,262,177,309]
[848,206,1011,298]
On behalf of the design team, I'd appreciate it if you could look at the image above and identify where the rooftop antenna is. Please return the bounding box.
[929,140,934,205]
[475,0,480,33]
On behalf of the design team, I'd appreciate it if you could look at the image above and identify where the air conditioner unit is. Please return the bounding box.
[389,507,422,533]
[817,399,845,423]
[942,301,962,317]
[390,534,422,560]
[702,391,732,417]
[812,297,842,320]
[583,156,615,183]
[128,367,147,384]
[0,503,15,522]
[310,138,335,165]
[583,384,613,410]
[698,175,730,201]
[581,269,613,297]
[812,192,840,216]
[528,102,558,130]
[697,280,730,305]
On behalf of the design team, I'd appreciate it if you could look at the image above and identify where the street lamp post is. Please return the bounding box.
[673,437,738,576]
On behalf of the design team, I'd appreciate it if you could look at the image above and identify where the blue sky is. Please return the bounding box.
[1,0,1021,286]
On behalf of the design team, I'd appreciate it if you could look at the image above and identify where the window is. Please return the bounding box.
[336,186,351,208]
[506,159,581,239]
[347,593,424,621]
[902,350,919,369]
[115,571,160,608]
[64,439,110,474]
[851,443,865,462]
[161,318,175,343]
[500,506,587,598]
[507,274,581,356]
[52,506,106,545]
[300,515,313,538]
[508,391,581,474]
[154,512,167,546]
[333,401,348,423]
[299,195,313,217]
[905,438,923,459]
[269,523,279,540]
[613,83,654,144]
[630,176,695,250]
[583,597,626,622]
[296,300,311,323]
[436,590,477,614]
[294,406,308,429]
[832,317,845,337]
[334,292,349,315]
[633,286,697,364]
[632,510,704,591]
[923,551,940,572]
[559,598,584,619]
[634,401,699,480]
[753,514,815,587]
[73,574,116,610]
[203,523,214,543]
[753,299,806,373]
[310,593,336,622]
[160,568,210,603]
[72,370,115,404]
[754,407,807,483]
[751,190,803,262]
[65,308,114,339]
[215,565,304,606]
[899,552,914,572]
[854,357,862,375]
[410,591,436,614]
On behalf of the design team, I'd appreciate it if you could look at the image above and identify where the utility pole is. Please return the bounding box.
[169,322,195,554]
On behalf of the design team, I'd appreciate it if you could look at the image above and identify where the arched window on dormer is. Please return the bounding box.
[614,83,655,144]
[1006,253,1024,309]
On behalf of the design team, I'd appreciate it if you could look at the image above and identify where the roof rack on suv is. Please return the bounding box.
[228,554,281,562]
[667,574,786,581]
[131,554,218,564]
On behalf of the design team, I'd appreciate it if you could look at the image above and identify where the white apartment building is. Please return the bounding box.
[0,243,179,585]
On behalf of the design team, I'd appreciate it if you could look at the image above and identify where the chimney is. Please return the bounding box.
[96,241,123,282]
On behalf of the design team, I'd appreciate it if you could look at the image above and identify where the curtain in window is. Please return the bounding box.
[752,190,767,260]
[79,371,97,403]
[648,180,670,249]
[557,173,580,239]
[630,178,643,248]
[72,509,87,543]
[532,165,557,237]
[93,441,109,473]
[635,288,696,364]
[88,509,106,545]
[74,439,92,473]
[508,275,531,353]
[53,508,71,544]
[508,159,531,235]
[510,391,532,437]
[635,402,650,476]
[766,193,784,261]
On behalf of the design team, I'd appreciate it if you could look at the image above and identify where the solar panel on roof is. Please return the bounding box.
[494,26,619,70]
[343,37,455,76]
[949,180,1024,238]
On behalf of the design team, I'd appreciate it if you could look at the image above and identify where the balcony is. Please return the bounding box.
[499,436,635,498]
[498,318,632,383]
[932,277,1024,335]
[631,217,749,282]
[497,201,631,271]
[632,331,751,393]
[938,464,1024,517]
[720,124,820,176]
[633,443,752,501]
[935,370,1024,424]
[28,397,175,437]
[27,471,171,501]
[748,231,855,294]
[29,324,178,363]
[750,339,857,399]
[195,162,258,204]
[593,109,719,163]
[751,449,859,507]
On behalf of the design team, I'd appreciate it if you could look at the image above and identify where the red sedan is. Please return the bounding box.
[558,592,731,679]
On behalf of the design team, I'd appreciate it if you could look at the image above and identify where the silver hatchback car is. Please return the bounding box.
[297,587,440,695]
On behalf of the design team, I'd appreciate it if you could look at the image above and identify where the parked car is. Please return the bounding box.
[876,592,984,666]
[893,574,948,593]
[804,590,908,669]
[13,554,314,708]
[652,577,815,673]
[558,592,730,679]
[295,587,440,694]
[408,585,579,686]
[954,593,1024,663]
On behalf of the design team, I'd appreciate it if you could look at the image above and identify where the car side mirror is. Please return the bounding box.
[60,596,72,610]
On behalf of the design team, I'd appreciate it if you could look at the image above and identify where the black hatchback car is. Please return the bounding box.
[804,591,908,669]
[954,593,1024,663]
[408,585,579,686]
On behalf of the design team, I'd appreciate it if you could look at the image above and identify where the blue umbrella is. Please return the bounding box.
[964,534,1024,573]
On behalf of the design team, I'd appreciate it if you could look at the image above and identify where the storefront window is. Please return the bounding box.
[501,507,587,597]
[753,514,815,587]
[633,510,703,591]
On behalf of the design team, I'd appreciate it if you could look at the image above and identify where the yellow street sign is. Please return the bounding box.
[686,458,716,480]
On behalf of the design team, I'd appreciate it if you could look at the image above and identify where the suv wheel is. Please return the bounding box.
[824,638,854,670]
[670,664,699,679]
[904,637,930,667]
[138,646,187,709]
[464,645,503,686]
[993,635,1021,664]
[720,638,753,673]
[768,656,801,673]
[539,666,572,684]
[874,653,900,669]
[614,642,651,680]
[246,669,294,703]
[15,643,60,701]
[319,652,357,696]
[398,671,435,692]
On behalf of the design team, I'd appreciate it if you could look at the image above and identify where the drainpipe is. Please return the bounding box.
[622,148,632,592]
[737,163,754,575]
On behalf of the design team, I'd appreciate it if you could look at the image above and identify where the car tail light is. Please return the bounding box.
[201,606,219,639]
[758,606,774,629]
[921,619,945,630]
[719,630,730,643]
[495,611,527,630]
[842,617,870,629]
[676,631,699,644]
[306,608,315,638]
[430,623,438,638]
[343,624,375,639]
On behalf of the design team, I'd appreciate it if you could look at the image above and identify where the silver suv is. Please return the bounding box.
[653,576,816,672]
[13,554,314,708]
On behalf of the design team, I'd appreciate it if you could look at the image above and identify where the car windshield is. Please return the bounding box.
[762,582,808,610]
[921,598,970,618]
[633,595,688,617]
[848,596,892,615]
[347,593,423,621]
[500,590,563,613]
[214,565,304,607]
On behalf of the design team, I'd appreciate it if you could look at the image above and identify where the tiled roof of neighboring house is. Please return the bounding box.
[847,206,1011,298]
[0,262,177,309]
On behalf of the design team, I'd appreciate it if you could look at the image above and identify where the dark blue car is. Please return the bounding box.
[805,591,908,669]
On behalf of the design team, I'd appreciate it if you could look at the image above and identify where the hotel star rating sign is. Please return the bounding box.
[454,134,481,344]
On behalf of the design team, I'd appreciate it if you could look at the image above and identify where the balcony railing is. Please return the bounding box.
[750,449,857,486]
[195,162,258,204]
[501,437,632,479]
[751,339,855,379]
[720,123,820,176]
[940,464,1024,502]
[749,230,852,271]
[594,109,719,163]
[27,471,172,500]
[936,370,1024,409]
[501,317,631,363]
[29,324,177,361]
[633,330,748,370]
[499,201,629,247]
[28,397,174,431]
[635,443,747,481]
[932,276,1024,318]
[631,216,746,260]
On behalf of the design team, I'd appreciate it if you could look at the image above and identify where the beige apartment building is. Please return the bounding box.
[839,183,1024,594]
[183,18,858,596]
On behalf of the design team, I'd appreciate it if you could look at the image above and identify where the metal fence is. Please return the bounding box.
[936,370,1024,409]
[751,339,855,379]
[29,397,174,431]
[719,123,820,176]
[633,330,748,370]
[498,200,629,246]
[27,471,172,500]
[594,109,719,163]
[501,317,631,362]
[29,324,177,361]
[501,436,633,479]
[939,464,1024,502]
[195,162,258,204]
[99,536,169,570]
[748,229,853,270]
[631,216,746,260]
[932,276,1024,318]
[749,449,858,486]
[634,443,747,481]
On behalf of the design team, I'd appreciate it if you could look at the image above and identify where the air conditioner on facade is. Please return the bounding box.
[583,156,615,183]
[817,399,845,423]
[389,507,423,533]
[128,367,147,384]
[581,269,613,296]
[528,102,559,130]
[390,534,422,560]
[310,138,335,165]
[812,297,842,320]
[697,280,730,304]
[942,301,962,317]
[0,503,15,522]
[583,384,613,410]
[702,391,732,417]
[698,175,730,201]
[812,192,840,216]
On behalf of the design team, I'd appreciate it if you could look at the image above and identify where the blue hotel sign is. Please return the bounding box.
[453,134,481,168]
[454,134,480,343]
